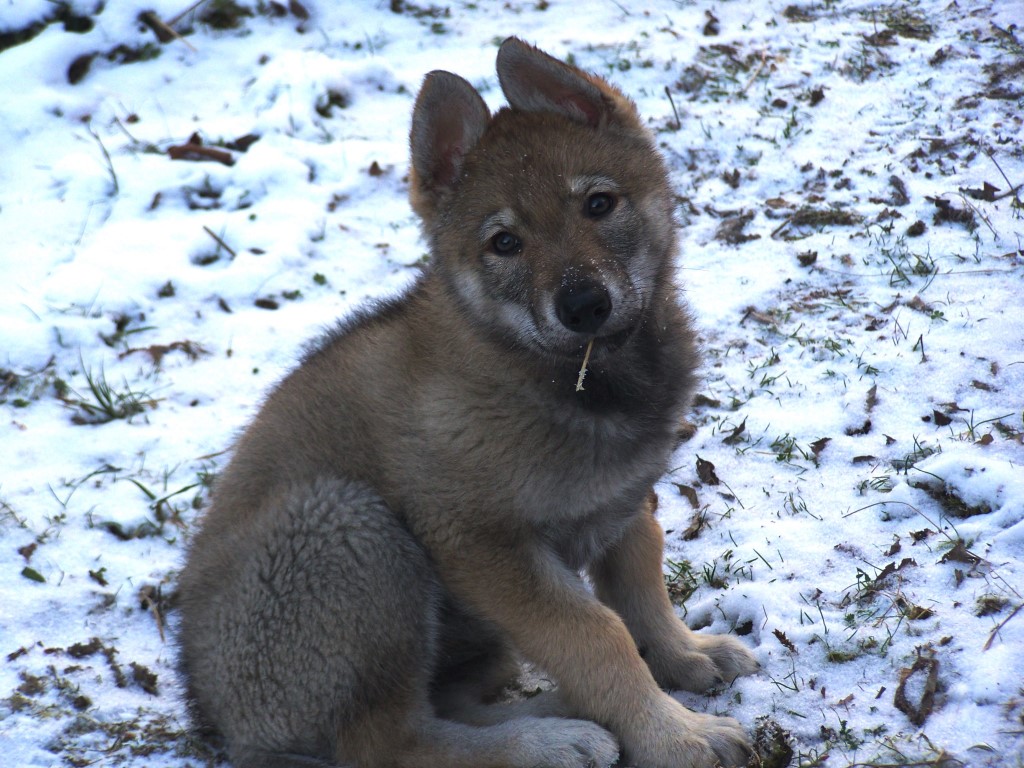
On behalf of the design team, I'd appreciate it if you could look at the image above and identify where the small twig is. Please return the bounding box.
[575,339,594,392]
[166,0,211,27]
[913,334,927,363]
[111,115,139,144]
[718,478,746,509]
[992,183,1024,201]
[982,147,1023,203]
[955,192,999,238]
[167,142,235,166]
[138,11,176,42]
[844,500,920,519]
[770,216,793,239]
[984,148,1016,190]
[162,22,198,53]
[140,586,167,643]
[664,86,681,131]
[983,602,1023,651]
[137,10,198,51]
[86,122,119,196]
[202,226,237,259]
[740,50,770,94]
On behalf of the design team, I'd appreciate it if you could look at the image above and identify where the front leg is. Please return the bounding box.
[589,496,759,693]
[439,533,750,768]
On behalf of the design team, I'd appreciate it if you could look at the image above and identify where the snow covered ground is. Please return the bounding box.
[1,0,1022,766]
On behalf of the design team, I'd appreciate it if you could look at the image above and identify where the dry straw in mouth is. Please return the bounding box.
[574,338,594,392]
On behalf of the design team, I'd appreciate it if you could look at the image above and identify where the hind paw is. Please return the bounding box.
[515,717,619,768]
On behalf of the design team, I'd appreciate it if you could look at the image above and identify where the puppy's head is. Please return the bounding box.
[410,38,678,361]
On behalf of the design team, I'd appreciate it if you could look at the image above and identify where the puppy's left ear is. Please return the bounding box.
[496,37,642,131]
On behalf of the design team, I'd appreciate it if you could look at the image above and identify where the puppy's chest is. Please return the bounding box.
[539,504,642,571]
[500,402,669,521]
[416,376,677,530]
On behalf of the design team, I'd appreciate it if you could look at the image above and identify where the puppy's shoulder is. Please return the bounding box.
[300,276,428,365]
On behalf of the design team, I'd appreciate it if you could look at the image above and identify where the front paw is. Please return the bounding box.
[623,698,750,768]
[646,631,758,693]
[692,632,759,684]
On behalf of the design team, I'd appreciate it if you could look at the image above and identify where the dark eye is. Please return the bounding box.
[490,231,521,255]
[586,192,616,218]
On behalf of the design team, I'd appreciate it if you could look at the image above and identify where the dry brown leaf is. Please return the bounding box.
[674,483,699,509]
[773,628,797,653]
[696,456,720,486]
[894,652,939,726]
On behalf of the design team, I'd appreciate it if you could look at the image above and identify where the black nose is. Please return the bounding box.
[555,282,612,335]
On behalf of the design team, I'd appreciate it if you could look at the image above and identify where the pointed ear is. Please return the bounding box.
[496,37,641,130]
[409,71,490,222]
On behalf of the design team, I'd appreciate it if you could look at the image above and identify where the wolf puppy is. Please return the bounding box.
[178,38,757,768]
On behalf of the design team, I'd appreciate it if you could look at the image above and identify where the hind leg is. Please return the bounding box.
[179,478,617,768]
[180,478,441,766]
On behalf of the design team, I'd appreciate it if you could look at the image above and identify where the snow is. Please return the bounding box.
[1,1,1022,766]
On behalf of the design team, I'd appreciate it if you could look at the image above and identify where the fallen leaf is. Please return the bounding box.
[674,483,699,509]
[866,384,878,412]
[696,456,721,485]
[894,653,939,726]
[681,512,706,541]
[67,638,104,658]
[845,418,872,436]
[722,417,747,445]
[21,566,45,583]
[702,9,720,36]
[691,394,721,408]
[940,540,981,565]
[907,219,927,236]
[910,528,934,543]
[167,142,235,166]
[963,181,999,202]
[907,295,933,314]
[225,133,260,152]
[130,662,159,695]
[900,599,935,620]
[741,307,775,325]
[773,628,798,653]
[715,211,760,245]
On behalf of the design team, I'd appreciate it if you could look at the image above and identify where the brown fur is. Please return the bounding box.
[177,38,758,768]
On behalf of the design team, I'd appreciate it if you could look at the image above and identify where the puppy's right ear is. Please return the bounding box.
[409,71,490,223]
